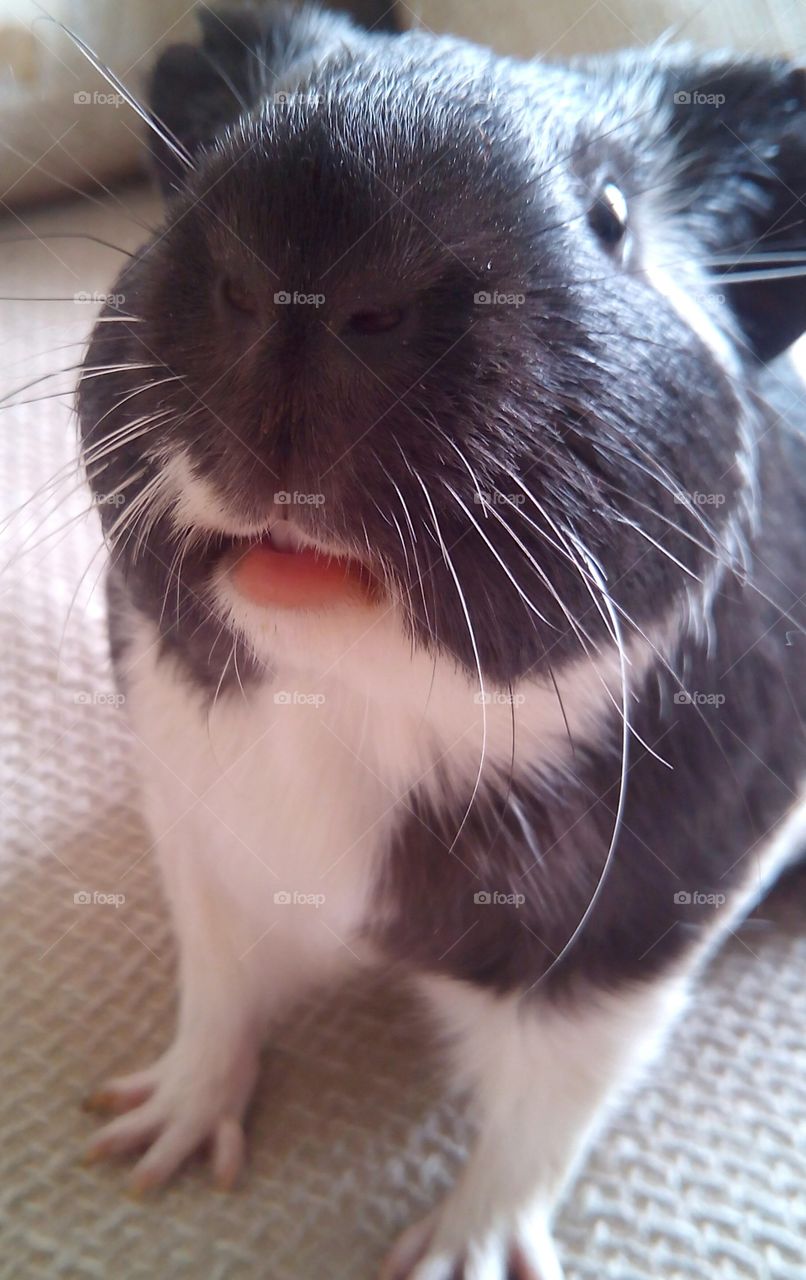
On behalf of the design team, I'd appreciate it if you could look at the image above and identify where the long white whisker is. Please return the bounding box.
[44,19,194,172]
[529,540,631,990]
[413,468,488,854]
[443,481,554,628]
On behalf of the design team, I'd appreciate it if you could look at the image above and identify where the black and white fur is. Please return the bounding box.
[77,4,806,1276]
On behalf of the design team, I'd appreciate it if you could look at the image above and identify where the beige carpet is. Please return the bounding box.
[2,187,806,1280]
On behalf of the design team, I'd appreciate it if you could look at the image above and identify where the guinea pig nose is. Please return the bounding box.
[344,305,407,336]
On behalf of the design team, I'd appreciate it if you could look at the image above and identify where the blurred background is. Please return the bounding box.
[2,0,806,204]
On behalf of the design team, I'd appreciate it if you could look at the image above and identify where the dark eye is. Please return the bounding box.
[220,274,258,315]
[589,183,629,250]
[346,307,406,336]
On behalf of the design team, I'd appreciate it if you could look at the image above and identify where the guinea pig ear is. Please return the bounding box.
[663,54,806,362]
[147,3,398,197]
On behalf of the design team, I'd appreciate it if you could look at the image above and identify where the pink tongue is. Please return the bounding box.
[231,542,377,609]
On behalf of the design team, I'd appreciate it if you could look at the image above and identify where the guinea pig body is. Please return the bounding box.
[79,5,806,1276]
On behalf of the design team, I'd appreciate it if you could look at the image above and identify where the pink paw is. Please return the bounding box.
[379,1208,563,1280]
[82,1036,259,1194]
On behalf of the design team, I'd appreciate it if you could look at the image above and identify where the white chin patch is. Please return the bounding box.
[161,450,266,539]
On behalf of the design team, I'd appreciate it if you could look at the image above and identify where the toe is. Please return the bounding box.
[84,1103,161,1163]
[379,1211,440,1280]
[128,1116,210,1193]
[82,1065,159,1115]
[211,1117,245,1191]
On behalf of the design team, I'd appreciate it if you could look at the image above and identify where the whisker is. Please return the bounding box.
[0,140,155,237]
[387,462,436,642]
[443,482,554,628]
[44,18,194,174]
[529,537,631,989]
[0,232,135,258]
[413,467,488,855]
[480,492,601,656]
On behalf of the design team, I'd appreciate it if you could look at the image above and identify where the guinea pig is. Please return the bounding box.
[77,4,806,1276]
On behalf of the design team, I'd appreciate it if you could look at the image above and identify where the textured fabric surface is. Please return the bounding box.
[2,191,806,1280]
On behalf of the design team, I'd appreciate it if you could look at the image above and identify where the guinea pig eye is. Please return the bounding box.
[588,182,629,251]
[346,306,406,336]
[220,274,258,316]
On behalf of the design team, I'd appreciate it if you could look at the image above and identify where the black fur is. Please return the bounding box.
[79,4,806,996]
[375,391,806,993]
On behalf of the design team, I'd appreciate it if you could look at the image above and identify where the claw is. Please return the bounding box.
[82,1042,257,1193]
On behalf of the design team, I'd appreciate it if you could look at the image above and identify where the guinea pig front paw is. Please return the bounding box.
[82,1032,260,1194]
[379,1208,564,1280]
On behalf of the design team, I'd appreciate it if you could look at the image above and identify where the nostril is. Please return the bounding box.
[345,306,406,336]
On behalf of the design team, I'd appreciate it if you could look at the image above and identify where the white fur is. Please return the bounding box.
[381,974,689,1280]
[87,595,644,1198]
[636,219,759,650]
[121,588,646,942]
[692,783,806,971]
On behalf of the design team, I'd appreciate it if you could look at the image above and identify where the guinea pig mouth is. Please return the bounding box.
[223,523,383,611]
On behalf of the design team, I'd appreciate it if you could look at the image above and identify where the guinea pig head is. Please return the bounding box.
[78,9,806,683]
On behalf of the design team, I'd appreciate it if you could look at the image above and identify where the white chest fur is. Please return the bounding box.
[121,602,628,964]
